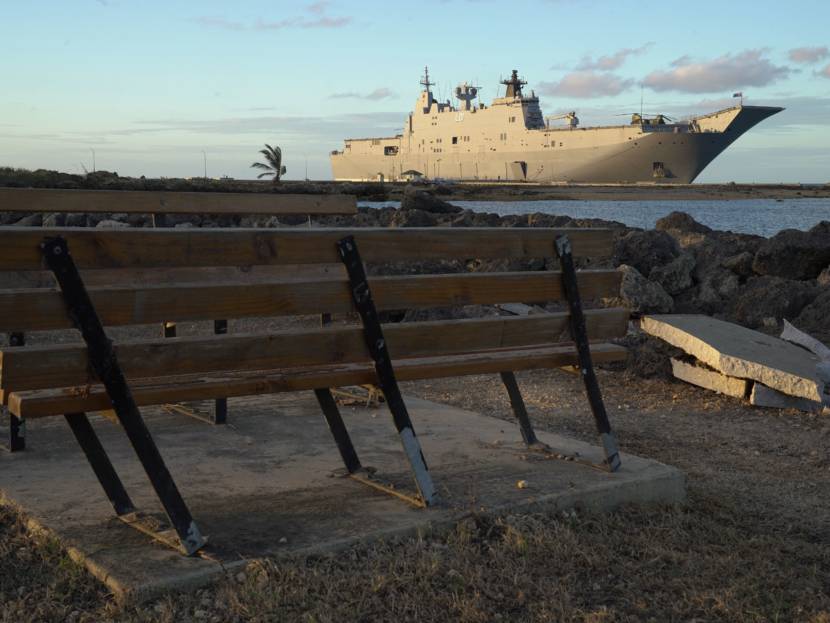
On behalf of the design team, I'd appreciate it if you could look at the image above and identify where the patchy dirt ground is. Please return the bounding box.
[2,366,829,622]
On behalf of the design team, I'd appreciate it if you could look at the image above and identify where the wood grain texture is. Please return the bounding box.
[0,308,628,392]
[0,188,357,215]
[8,343,628,418]
[0,270,622,331]
[0,227,615,270]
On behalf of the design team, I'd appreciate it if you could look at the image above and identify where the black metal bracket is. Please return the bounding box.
[42,236,206,555]
[161,320,227,425]
[336,235,437,506]
[2,332,26,452]
[555,235,621,472]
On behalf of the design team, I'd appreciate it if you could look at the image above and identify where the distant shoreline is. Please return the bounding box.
[2,167,828,202]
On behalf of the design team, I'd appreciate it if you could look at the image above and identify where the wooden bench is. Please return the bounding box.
[0,226,627,555]
[0,188,357,450]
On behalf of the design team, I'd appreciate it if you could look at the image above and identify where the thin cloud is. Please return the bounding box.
[255,15,351,30]
[577,43,653,71]
[643,50,790,93]
[329,88,396,100]
[307,1,330,13]
[538,72,634,98]
[192,16,246,31]
[788,46,829,64]
[194,3,351,31]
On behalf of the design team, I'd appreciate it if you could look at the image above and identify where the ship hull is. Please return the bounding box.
[331,105,782,184]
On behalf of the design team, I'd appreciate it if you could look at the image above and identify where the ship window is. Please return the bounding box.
[452,137,458,144]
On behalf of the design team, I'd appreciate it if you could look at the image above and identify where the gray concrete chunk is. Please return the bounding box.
[670,357,750,398]
[642,314,828,402]
[750,383,827,413]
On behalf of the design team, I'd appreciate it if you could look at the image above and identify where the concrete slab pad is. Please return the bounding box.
[0,394,684,603]
[643,314,828,402]
[670,357,750,398]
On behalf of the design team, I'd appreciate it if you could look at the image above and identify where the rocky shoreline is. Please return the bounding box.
[2,167,830,201]
[2,184,829,375]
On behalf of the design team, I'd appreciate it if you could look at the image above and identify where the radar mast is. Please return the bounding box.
[420,66,434,92]
[501,69,527,98]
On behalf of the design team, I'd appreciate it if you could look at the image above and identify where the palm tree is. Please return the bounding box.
[251,144,287,182]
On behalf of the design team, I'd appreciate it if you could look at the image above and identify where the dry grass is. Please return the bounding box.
[2,369,830,622]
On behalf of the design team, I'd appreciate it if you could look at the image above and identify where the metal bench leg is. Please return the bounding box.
[43,236,206,555]
[65,412,135,516]
[212,320,228,424]
[162,320,227,425]
[499,371,539,446]
[337,235,437,507]
[555,235,621,472]
[4,332,26,452]
[314,388,362,474]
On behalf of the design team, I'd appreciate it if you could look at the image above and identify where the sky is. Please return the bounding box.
[2,0,830,183]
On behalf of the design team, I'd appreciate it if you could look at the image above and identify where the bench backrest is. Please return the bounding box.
[0,227,626,403]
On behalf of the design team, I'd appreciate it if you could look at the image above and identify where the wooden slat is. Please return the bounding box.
[0,308,628,393]
[0,227,615,271]
[0,264,344,289]
[0,188,357,216]
[8,343,629,418]
[0,270,621,331]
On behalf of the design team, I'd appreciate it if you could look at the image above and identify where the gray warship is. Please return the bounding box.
[330,68,783,184]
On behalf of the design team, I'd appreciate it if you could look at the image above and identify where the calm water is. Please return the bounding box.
[363,198,830,237]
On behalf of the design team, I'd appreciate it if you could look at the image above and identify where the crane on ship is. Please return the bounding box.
[546,111,579,129]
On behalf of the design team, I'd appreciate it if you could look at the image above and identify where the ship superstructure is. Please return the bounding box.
[330,68,783,184]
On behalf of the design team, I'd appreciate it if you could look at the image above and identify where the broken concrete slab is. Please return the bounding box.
[0,394,685,603]
[642,315,828,403]
[781,319,830,362]
[670,357,750,398]
[750,383,827,413]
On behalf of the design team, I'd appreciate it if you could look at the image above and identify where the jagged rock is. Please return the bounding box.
[390,208,438,228]
[400,186,462,214]
[65,213,88,227]
[618,333,682,379]
[649,251,695,295]
[729,276,819,328]
[696,268,740,314]
[526,212,573,228]
[568,217,627,229]
[42,212,67,227]
[471,212,503,227]
[793,289,830,347]
[95,219,130,229]
[817,266,830,287]
[498,215,528,228]
[614,230,679,276]
[13,214,42,227]
[0,212,23,225]
[402,304,501,322]
[721,251,755,279]
[615,264,674,314]
[753,226,830,280]
[655,211,713,235]
[449,210,475,227]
